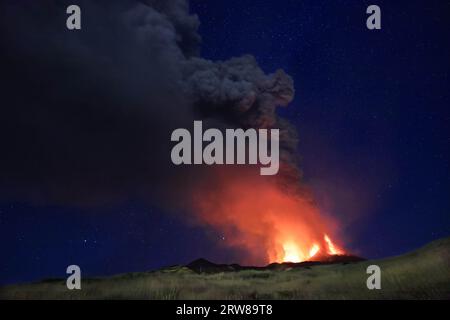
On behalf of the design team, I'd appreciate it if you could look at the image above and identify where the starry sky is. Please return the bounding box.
[1,0,449,285]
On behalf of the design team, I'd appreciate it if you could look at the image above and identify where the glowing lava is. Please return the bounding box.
[280,234,343,263]
[324,234,343,255]
[282,242,303,262]
[309,243,320,259]
[280,234,345,262]
[281,242,322,262]
[190,169,346,265]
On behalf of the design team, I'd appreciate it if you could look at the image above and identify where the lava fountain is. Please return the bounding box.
[190,168,345,265]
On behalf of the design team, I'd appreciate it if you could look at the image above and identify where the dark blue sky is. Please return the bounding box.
[191,0,450,254]
[1,0,449,285]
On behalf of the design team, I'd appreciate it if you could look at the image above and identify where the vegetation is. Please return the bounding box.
[1,237,449,300]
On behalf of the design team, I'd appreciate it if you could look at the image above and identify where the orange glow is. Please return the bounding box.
[309,244,320,259]
[282,242,303,262]
[190,168,345,265]
[324,234,343,255]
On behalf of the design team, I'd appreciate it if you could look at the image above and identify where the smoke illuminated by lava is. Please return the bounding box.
[190,168,345,265]
[181,27,346,264]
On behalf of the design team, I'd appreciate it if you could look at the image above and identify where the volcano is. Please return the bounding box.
[186,254,365,274]
[1,237,449,299]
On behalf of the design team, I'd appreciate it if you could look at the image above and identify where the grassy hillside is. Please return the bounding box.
[1,237,449,300]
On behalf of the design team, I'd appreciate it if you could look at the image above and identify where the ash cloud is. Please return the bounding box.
[0,0,300,206]
[184,55,301,186]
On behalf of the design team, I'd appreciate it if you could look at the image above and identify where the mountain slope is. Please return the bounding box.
[1,237,449,299]
[185,254,366,273]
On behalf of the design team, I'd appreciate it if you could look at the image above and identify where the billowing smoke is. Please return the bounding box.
[183,56,300,179]
[0,0,343,264]
[0,0,198,204]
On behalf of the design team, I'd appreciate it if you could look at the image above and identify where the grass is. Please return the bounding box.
[1,237,449,300]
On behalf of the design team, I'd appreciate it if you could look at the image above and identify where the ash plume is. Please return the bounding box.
[0,0,342,264]
[0,0,300,204]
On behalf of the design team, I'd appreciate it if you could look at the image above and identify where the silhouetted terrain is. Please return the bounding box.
[1,237,449,299]
[186,254,365,273]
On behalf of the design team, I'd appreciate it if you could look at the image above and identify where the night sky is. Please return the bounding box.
[1,0,449,285]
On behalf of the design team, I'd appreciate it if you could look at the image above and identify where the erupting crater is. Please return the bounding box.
[191,168,349,266]
[278,234,345,263]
